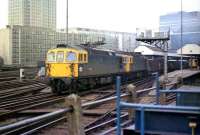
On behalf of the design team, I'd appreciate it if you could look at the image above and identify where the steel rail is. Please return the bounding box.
[0,93,52,105]
[21,117,66,135]
[82,77,155,107]
[85,113,128,134]
[0,108,71,134]
[0,77,157,134]
[82,93,128,108]
[99,120,132,135]
[1,95,62,110]
[0,97,65,120]
[0,86,46,101]
[0,84,46,97]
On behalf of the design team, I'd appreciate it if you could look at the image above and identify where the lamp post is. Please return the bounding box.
[18,27,21,66]
[66,0,69,44]
[180,0,183,79]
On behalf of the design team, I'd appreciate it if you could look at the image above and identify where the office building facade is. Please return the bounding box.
[0,26,107,66]
[69,28,136,51]
[2,1,136,66]
[0,26,136,66]
[160,11,200,52]
[8,0,56,30]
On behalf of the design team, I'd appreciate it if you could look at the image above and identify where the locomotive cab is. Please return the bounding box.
[46,49,88,77]
[46,49,79,77]
[118,54,133,72]
[122,56,133,72]
[46,45,88,94]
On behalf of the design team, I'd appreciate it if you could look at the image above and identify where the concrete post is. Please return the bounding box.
[127,84,137,119]
[177,76,183,87]
[65,94,85,135]
[20,68,25,81]
[159,93,166,105]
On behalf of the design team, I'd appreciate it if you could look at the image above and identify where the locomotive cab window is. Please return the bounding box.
[78,53,87,63]
[47,52,55,62]
[130,57,133,63]
[56,51,64,62]
[66,52,77,62]
[122,57,130,63]
[84,54,87,61]
[122,57,126,63]
[78,54,83,62]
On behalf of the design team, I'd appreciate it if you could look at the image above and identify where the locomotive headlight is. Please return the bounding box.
[79,67,83,72]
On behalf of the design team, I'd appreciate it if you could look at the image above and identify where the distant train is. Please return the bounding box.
[45,44,190,94]
[189,58,199,69]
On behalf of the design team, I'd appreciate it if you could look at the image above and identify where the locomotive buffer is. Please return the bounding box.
[136,29,170,86]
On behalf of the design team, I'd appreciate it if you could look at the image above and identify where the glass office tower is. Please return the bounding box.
[160,11,200,52]
[8,0,56,30]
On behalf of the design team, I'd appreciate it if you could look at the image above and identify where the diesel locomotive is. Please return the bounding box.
[46,44,189,94]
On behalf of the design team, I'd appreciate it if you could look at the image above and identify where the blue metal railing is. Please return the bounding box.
[116,76,146,135]
[116,73,159,135]
[116,76,121,135]
[116,75,200,135]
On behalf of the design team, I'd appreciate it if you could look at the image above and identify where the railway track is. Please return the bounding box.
[0,79,43,90]
[82,78,155,135]
[0,79,60,122]
[36,77,155,135]
[0,71,19,82]
[0,67,38,82]
[0,77,156,135]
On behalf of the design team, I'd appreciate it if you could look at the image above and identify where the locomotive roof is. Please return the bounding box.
[54,44,136,57]
[56,44,86,51]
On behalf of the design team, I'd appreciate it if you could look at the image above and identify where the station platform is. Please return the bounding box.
[122,85,200,135]
[177,85,200,91]
[160,69,200,83]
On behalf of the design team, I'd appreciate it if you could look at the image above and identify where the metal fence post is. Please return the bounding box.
[65,94,85,135]
[155,72,160,105]
[140,107,145,135]
[116,76,121,135]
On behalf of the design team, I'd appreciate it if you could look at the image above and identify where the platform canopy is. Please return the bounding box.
[134,45,178,57]
[134,45,163,55]
[177,44,200,56]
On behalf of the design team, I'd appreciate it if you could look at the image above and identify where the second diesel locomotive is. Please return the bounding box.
[46,44,189,94]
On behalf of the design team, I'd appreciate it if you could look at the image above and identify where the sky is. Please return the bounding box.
[0,0,200,32]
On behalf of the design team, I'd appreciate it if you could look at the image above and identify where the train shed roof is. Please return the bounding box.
[177,44,200,56]
[134,45,178,57]
[134,45,163,56]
